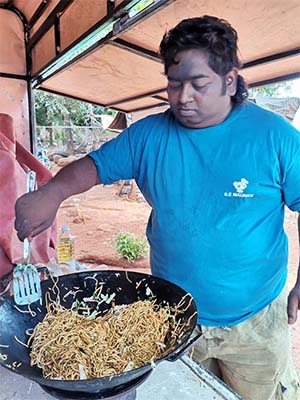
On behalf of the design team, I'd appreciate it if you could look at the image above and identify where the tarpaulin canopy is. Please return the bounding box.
[0,0,299,146]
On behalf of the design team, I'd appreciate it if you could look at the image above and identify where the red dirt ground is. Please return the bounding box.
[56,183,300,377]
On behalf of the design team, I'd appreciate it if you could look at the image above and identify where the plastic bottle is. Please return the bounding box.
[57,225,76,268]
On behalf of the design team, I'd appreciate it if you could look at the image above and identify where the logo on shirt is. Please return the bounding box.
[224,177,254,198]
[233,178,248,193]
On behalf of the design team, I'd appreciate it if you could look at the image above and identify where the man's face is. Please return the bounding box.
[167,49,237,128]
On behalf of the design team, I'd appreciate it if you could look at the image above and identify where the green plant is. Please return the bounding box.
[115,232,147,262]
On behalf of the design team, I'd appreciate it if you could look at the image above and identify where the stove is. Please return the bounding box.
[39,371,152,400]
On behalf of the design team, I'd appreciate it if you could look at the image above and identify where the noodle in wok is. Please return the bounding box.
[29,294,193,380]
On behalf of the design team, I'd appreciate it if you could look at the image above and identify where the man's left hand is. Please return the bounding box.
[287,286,300,324]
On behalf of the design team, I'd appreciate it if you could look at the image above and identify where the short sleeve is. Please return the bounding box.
[88,128,135,184]
[280,123,300,211]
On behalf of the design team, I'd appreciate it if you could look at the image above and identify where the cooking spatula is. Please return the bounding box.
[13,171,42,305]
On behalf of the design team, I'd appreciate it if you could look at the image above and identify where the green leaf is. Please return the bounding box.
[114,232,148,262]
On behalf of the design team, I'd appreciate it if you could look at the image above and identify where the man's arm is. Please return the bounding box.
[15,156,100,241]
[287,211,300,324]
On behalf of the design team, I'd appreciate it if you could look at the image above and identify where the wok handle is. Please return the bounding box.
[36,266,50,281]
[36,266,49,273]
[166,330,202,362]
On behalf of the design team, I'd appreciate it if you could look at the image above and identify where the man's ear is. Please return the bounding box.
[225,68,238,96]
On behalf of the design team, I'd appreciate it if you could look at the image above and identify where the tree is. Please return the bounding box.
[34,90,115,125]
[34,91,67,126]
[248,82,286,98]
[34,90,116,151]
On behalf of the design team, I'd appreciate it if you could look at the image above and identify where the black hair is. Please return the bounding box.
[159,16,248,106]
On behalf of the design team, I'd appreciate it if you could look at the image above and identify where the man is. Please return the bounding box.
[15,16,300,399]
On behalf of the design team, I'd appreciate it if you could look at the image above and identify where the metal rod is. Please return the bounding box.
[0,72,27,80]
[54,15,61,55]
[106,88,167,107]
[110,38,161,62]
[37,87,125,113]
[28,0,51,30]
[248,72,300,88]
[28,0,74,50]
[107,0,115,16]
[128,101,168,113]
[242,48,300,70]
[152,94,168,101]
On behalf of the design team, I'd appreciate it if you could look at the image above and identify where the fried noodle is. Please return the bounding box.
[29,295,194,380]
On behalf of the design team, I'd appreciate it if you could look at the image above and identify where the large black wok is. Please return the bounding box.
[0,270,201,394]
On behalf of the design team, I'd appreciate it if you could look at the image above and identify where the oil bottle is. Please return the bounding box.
[57,225,76,268]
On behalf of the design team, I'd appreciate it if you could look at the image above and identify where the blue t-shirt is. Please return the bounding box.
[89,101,300,326]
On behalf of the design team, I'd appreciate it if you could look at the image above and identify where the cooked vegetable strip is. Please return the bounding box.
[14,304,36,317]
[14,336,28,348]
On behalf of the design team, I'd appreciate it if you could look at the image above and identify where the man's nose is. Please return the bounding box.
[178,83,193,104]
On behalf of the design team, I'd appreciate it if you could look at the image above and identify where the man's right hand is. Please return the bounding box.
[15,156,100,241]
[15,186,60,241]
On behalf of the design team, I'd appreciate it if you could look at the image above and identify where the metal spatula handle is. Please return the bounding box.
[24,171,37,264]
[23,239,30,264]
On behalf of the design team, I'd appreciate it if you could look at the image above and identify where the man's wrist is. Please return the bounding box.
[40,179,66,205]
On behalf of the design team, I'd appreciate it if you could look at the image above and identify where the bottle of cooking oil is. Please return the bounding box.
[57,225,76,267]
